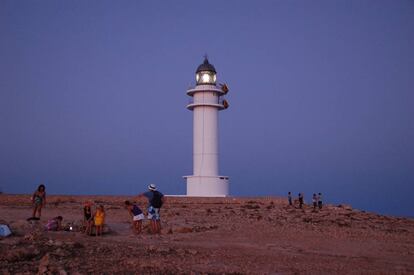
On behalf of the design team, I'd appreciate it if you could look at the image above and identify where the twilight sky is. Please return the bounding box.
[1,1,413,216]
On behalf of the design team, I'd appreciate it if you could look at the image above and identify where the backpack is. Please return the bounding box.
[151,191,163,208]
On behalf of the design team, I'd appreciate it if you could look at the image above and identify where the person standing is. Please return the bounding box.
[94,205,105,236]
[30,184,46,220]
[83,201,94,235]
[288,192,292,206]
[312,193,317,211]
[318,193,323,209]
[298,193,304,209]
[138,184,165,234]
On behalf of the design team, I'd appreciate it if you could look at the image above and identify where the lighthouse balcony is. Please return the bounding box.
[187,97,228,110]
[187,85,227,96]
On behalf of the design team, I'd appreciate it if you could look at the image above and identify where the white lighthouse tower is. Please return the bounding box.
[184,57,230,197]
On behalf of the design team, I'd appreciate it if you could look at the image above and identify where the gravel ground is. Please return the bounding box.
[1,194,413,274]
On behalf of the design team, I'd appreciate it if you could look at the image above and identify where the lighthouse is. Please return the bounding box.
[184,57,230,197]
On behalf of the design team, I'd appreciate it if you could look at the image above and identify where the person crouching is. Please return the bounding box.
[124,200,144,234]
[45,216,63,231]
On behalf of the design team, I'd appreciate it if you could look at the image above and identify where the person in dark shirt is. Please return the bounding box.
[298,193,304,209]
[137,184,165,234]
[288,192,292,206]
[125,200,144,234]
[83,201,94,235]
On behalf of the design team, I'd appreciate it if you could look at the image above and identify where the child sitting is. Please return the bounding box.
[94,205,105,236]
[45,216,63,231]
[124,200,144,234]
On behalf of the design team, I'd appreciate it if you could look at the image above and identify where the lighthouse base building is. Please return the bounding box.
[183,58,229,197]
[185,176,229,197]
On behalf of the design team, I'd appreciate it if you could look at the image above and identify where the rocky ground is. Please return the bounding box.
[0,194,413,274]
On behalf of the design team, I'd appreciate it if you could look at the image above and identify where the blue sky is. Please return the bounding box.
[1,1,413,216]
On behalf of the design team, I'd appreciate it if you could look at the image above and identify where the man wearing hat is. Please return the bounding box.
[138,184,165,234]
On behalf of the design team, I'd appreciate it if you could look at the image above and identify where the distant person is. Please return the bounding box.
[94,205,105,236]
[29,184,46,220]
[288,192,292,206]
[45,216,63,231]
[83,201,94,235]
[138,184,165,234]
[318,193,323,209]
[125,200,145,234]
[312,193,317,210]
[298,193,304,209]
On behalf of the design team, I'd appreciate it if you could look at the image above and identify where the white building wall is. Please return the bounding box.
[185,84,229,197]
[186,176,229,197]
[193,105,219,176]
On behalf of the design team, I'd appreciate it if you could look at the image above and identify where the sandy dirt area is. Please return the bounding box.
[0,194,413,274]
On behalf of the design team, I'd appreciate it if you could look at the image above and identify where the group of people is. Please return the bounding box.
[83,202,105,236]
[124,183,165,234]
[29,183,165,236]
[287,192,323,210]
[30,183,326,235]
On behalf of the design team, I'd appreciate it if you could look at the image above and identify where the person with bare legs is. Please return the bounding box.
[83,201,94,235]
[28,184,46,220]
[94,205,105,236]
[125,200,144,234]
[138,184,165,234]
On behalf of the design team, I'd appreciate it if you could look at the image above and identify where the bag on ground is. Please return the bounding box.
[0,224,12,237]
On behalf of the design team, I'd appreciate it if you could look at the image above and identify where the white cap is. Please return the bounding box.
[148,184,157,191]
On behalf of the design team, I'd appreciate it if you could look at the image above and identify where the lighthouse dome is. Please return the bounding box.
[196,57,216,73]
[195,57,217,85]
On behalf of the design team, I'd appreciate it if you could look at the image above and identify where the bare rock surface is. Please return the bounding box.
[0,194,413,274]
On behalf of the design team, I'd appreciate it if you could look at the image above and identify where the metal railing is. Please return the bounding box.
[187,96,226,105]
